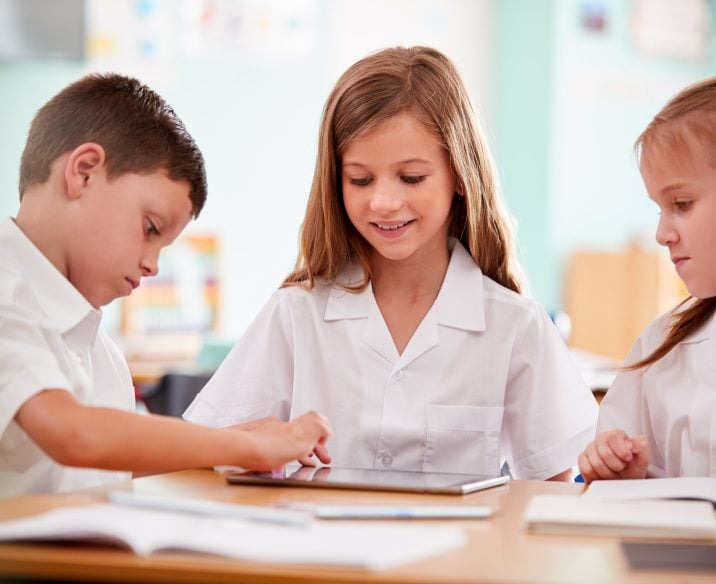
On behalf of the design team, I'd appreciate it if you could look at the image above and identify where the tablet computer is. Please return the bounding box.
[224,465,510,495]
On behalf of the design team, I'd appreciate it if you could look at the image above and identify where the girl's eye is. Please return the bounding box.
[350,177,372,187]
[675,200,692,211]
[146,219,160,236]
[401,175,425,185]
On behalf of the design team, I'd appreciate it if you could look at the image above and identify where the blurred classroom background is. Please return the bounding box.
[0,0,712,397]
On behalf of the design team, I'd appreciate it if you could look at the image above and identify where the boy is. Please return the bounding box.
[0,73,331,497]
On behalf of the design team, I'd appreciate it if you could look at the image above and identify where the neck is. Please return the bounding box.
[370,241,451,302]
[15,188,69,278]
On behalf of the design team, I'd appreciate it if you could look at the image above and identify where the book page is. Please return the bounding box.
[0,504,466,570]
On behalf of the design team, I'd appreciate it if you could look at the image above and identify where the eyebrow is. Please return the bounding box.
[660,182,690,195]
[342,158,433,168]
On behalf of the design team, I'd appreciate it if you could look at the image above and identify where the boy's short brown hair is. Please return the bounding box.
[19,73,207,217]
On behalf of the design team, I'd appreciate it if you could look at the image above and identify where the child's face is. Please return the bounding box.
[67,168,193,307]
[641,143,716,299]
[341,112,456,265]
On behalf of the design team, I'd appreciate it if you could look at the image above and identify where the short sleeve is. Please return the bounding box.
[502,305,598,479]
[183,290,295,427]
[0,300,72,439]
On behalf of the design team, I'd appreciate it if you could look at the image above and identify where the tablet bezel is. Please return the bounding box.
[224,466,510,495]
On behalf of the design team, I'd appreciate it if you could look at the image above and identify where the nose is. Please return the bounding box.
[655,214,678,247]
[369,185,403,214]
[140,248,160,277]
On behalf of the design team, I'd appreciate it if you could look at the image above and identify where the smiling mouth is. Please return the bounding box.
[374,220,413,230]
[126,278,140,290]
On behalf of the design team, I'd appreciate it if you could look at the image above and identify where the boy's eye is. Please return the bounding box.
[675,200,692,211]
[349,177,372,187]
[401,175,425,185]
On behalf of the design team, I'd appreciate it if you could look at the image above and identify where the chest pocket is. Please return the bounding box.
[424,404,503,475]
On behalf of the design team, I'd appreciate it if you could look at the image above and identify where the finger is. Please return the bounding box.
[630,435,649,456]
[313,443,332,464]
[297,454,316,467]
[626,436,650,478]
[585,445,619,480]
[604,431,634,462]
[578,451,596,483]
[595,439,629,473]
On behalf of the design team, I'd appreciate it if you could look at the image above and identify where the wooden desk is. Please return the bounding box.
[0,470,713,583]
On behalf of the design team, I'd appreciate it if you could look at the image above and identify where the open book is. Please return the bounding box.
[0,504,465,570]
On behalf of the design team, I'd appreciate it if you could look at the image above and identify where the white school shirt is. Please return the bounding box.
[0,218,134,497]
[185,242,597,479]
[598,310,716,477]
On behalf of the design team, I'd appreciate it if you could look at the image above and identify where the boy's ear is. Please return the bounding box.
[64,143,107,200]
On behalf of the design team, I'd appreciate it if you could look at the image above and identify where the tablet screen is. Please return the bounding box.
[224,465,509,495]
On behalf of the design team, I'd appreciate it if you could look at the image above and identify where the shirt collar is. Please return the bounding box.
[678,305,715,344]
[1,218,102,351]
[323,239,486,332]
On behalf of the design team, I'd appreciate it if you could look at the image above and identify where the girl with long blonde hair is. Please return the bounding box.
[579,77,716,482]
[186,47,597,479]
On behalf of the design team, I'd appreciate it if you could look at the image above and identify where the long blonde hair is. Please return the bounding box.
[628,76,716,370]
[283,46,522,293]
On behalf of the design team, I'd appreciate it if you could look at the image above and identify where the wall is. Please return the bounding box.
[493,0,716,313]
[0,0,494,340]
[2,0,713,343]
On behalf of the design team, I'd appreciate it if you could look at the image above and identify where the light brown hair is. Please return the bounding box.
[628,76,716,370]
[19,73,207,217]
[283,46,522,293]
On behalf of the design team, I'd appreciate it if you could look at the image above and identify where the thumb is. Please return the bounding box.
[628,436,650,478]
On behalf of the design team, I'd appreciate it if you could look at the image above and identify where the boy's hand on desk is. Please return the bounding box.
[578,429,650,483]
[241,411,332,471]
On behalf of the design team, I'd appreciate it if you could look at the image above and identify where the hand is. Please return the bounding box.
[240,411,332,472]
[578,429,650,483]
[297,440,332,467]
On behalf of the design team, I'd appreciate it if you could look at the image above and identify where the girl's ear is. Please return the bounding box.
[64,143,107,200]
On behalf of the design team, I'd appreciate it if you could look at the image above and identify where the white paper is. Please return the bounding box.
[0,504,466,571]
[583,477,716,504]
[523,495,715,539]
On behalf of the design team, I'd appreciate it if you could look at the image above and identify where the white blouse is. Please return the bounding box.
[185,242,597,479]
[598,310,716,477]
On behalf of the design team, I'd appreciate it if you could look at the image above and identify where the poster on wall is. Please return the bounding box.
[176,0,318,63]
[631,0,710,61]
[85,0,175,85]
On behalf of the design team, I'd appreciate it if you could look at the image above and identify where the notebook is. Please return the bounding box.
[224,465,510,495]
[583,477,716,505]
[523,495,715,539]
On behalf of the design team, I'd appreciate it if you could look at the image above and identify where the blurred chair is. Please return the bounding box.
[139,373,211,417]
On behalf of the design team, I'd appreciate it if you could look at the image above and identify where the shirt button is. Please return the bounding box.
[392,370,406,383]
[379,453,393,467]
[77,355,84,365]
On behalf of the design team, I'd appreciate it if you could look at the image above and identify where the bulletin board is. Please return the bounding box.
[120,234,220,336]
